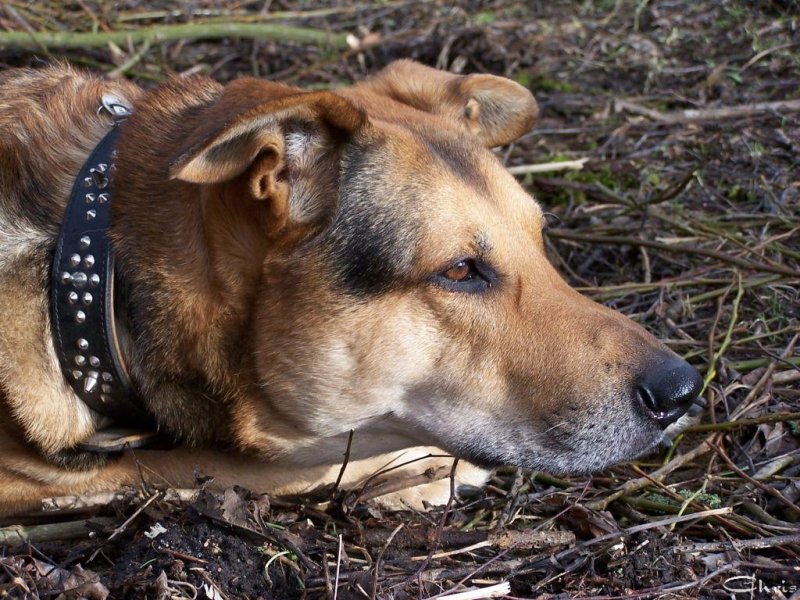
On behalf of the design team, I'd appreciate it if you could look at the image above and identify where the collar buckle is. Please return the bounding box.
[99,93,132,121]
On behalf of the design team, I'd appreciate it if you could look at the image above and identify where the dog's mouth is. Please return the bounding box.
[399,393,671,476]
[454,430,664,475]
[449,426,664,475]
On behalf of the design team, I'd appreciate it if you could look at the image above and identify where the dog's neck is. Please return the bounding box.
[106,76,285,451]
[59,74,349,457]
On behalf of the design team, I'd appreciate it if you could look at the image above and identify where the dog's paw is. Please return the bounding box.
[372,461,490,511]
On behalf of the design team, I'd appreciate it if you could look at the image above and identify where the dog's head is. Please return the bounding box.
[147,60,701,473]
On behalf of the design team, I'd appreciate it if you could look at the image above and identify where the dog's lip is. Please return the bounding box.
[449,417,667,474]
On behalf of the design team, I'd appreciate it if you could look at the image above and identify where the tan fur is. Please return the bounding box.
[0,61,695,516]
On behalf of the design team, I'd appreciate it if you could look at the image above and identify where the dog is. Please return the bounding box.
[0,60,702,515]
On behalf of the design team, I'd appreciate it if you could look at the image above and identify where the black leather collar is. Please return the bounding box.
[50,95,152,434]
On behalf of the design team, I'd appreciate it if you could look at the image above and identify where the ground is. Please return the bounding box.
[0,1,798,598]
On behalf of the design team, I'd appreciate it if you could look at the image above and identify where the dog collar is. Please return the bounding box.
[50,94,150,428]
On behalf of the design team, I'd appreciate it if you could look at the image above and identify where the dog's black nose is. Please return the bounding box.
[636,358,703,427]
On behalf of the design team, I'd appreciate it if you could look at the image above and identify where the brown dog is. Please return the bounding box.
[0,61,701,515]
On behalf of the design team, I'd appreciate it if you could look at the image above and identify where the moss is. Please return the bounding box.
[640,489,722,511]
[472,11,496,25]
[592,0,620,14]
[640,492,680,509]
[725,185,756,202]
[567,163,638,191]
[677,488,723,509]
[526,73,579,93]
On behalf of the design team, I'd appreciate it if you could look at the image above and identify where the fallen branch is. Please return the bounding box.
[547,230,800,278]
[731,333,800,419]
[362,526,575,554]
[116,2,427,24]
[616,98,800,124]
[425,581,510,600]
[309,507,734,591]
[107,39,152,78]
[42,488,197,510]
[371,524,404,600]
[727,356,800,372]
[712,442,800,519]
[307,560,525,591]
[684,411,800,433]
[0,518,114,546]
[330,429,355,500]
[740,42,800,72]
[159,547,210,565]
[0,22,349,51]
[674,533,800,554]
[428,508,732,587]
[507,158,589,175]
[580,507,734,547]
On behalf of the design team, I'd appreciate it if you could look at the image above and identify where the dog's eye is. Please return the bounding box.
[433,259,496,293]
[443,260,474,282]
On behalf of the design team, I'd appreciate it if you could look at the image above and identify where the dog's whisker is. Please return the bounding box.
[543,421,569,434]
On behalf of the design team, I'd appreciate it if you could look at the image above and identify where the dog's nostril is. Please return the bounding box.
[636,383,659,415]
[636,358,703,427]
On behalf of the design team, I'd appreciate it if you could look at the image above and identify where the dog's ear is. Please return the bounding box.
[170,78,366,191]
[356,60,538,147]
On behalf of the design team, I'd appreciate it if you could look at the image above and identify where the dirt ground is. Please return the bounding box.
[0,1,798,598]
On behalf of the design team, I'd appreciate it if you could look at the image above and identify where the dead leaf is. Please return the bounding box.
[150,571,170,600]
[221,487,251,529]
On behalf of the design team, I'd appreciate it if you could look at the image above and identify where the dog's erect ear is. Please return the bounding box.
[170,79,366,189]
[355,60,538,147]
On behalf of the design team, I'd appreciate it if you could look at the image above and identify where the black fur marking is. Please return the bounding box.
[44,447,114,471]
[322,140,421,296]
[422,134,487,193]
[319,131,487,296]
